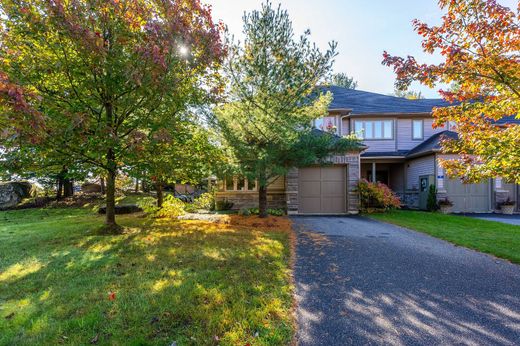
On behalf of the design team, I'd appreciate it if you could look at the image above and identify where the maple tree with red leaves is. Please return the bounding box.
[383,0,520,183]
[0,0,225,231]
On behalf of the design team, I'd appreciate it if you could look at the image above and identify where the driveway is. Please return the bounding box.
[292,216,520,346]
[462,213,520,226]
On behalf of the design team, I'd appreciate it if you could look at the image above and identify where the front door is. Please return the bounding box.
[419,175,434,210]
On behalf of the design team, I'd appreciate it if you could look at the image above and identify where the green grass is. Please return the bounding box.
[369,210,520,264]
[0,208,293,345]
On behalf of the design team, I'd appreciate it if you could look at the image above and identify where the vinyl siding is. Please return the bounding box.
[363,140,397,152]
[341,118,350,136]
[397,118,447,150]
[406,155,435,190]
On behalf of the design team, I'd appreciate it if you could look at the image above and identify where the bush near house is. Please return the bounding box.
[357,179,401,213]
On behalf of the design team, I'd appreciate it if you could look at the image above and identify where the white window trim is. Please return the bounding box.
[224,177,257,192]
[354,120,394,140]
[412,119,424,140]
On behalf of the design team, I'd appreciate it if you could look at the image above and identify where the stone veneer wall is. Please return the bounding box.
[215,192,286,210]
[396,191,420,209]
[286,152,361,215]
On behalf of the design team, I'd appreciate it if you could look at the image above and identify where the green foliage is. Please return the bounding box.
[0,0,225,226]
[155,195,186,218]
[193,193,215,211]
[214,2,360,216]
[248,208,286,216]
[358,179,401,213]
[136,196,160,215]
[215,199,234,211]
[393,89,424,99]
[327,73,358,89]
[238,207,252,216]
[427,185,439,211]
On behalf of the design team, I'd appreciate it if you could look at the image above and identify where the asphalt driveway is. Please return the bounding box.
[292,216,520,346]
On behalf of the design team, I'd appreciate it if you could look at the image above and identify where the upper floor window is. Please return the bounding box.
[354,120,393,139]
[314,116,337,133]
[412,119,424,140]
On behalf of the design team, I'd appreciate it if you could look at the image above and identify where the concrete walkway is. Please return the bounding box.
[292,216,520,346]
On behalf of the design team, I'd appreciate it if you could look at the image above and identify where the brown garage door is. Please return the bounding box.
[299,166,346,214]
[445,178,491,213]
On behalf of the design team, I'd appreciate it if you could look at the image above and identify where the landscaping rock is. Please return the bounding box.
[0,181,34,209]
[81,183,102,193]
[98,205,143,215]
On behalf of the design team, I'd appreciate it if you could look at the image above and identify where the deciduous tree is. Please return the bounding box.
[0,0,224,231]
[383,0,520,183]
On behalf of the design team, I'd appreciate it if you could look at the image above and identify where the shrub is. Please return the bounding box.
[426,185,438,211]
[183,203,198,213]
[238,207,251,216]
[156,195,186,218]
[215,199,234,211]
[499,197,516,207]
[193,193,215,211]
[438,197,454,207]
[137,196,160,214]
[357,179,400,213]
[248,208,285,216]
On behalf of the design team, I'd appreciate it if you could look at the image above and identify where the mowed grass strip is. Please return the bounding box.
[369,210,520,264]
[0,208,293,345]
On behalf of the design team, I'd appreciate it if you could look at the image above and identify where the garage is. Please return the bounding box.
[298,166,347,214]
[444,178,491,213]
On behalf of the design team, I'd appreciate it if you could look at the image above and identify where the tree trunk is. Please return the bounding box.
[156,183,164,208]
[56,177,63,200]
[63,179,74,197]
[258,184,268,218]
[105,149,117,228]
[100,177,106,195]
[135,178,139,193]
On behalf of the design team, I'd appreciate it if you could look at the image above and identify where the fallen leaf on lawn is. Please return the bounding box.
[108,292,116,301]
[4,312,14,319]
[90,334,99,344]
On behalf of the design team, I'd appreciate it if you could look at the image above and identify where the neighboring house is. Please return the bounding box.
[216,86,519,214]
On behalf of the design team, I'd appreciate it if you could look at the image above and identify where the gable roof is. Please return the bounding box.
[406,131,458,158]
[323,86,452,114]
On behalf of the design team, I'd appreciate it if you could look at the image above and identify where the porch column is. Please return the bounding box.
[371,162,376,183]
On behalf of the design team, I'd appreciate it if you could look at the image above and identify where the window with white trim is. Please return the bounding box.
[412,119,424,140]
[224,177,257,191]
[354,120,393,139]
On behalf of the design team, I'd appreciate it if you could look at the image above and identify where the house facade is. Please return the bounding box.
[216,86,519,214]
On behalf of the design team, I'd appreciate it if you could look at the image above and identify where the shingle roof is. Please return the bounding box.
[406,131,458,158]
[361,151,409,158]
[323,86,451,114]
[495,115,520,125]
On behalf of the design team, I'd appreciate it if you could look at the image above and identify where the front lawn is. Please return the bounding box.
[0,208,294,345]
[369,210,520,264]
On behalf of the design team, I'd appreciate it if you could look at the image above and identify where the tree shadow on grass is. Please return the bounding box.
[0,213,293,345]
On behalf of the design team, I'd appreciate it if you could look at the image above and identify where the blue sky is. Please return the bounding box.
[210,0,516,98]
